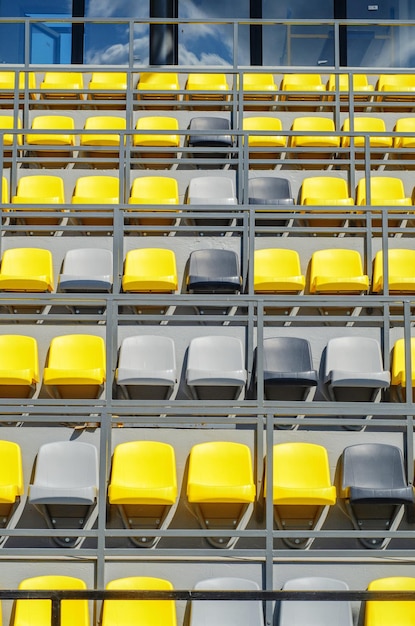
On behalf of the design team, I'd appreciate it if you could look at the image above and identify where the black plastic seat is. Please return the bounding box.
[187,117,233,164]
[187,249,242,294]
[255,337,318,401]
[340,443,415,549]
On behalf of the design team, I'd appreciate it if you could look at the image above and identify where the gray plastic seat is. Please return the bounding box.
[323,336,390,402]
[278,577,353,626]
[29,441,99,548]
[187,117,233,164]
[340,443,415,549]
[190,577,264,626]
[58,248,113,292]
[248,177,294,229]
[187,176,237,228]
[116,335,177,400]
[255,337,318,401]
[186,335,247,400]
[187,249,242,294]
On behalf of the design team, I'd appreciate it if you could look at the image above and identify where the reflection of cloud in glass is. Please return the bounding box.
[85,23,148,65]
[86,0,148,18]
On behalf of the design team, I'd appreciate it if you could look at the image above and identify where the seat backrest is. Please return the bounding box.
[117,335,176,373]
[262,337,314,374]
[41,72,84,88]
[47,334,106,371]
[271,442,335,494]
[1,247,53,279]
[186,73,229,90]
[188,249,240,279]
[243,116,283,132]
[281,73,324,89]
[356,176,407,203]
[248,177,293,203]
[124,248,177,279]
[325,337,384,374]
[14,175,65,201]
[129,176,179,203]
[242,73,277,89]
[187,176,236,204]
[61,248,113,277]
[341,444,409,494]
[279,577,352,626]
[83,116,126,131]
[0,440,24,497]
[72,176,120,201]
[374,249,415,282]
[191,578,264,626]
[292,116,336,132]
[0,335,39,379]
[89,72,127,88]
[254,249,303,279]
[14,575,89,626]
[311,249,364,278]
[327,73,371,91]
[377,74,415,89]
[137,72,180,90]
[300,177,350,203]
[33,441,98,491]
[102,577,176,626]
[187,336,245,372]
[391,338,415,386]
[365,577,415,626]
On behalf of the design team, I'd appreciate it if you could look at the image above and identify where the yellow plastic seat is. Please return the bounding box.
[0,116,22,148]
[136,72,180,107]
[43,334,106,399]
[2,177,8,204]
[187,441,255,548]
[39,72,85,101]
[356,176,411,206]
[289,117,339,168]
[326,73,374,101]
[376,74,415,109]
[280,74,325,108]
[79,116,126,167]
[254,249,305,293]
[88,72,128,99]
[341,117,392,149]
[122,248,178,293]
[133,117,180,168]
[0,440,23,534]
[185,73,230,106]
[238,73,278,109]
[13,575,89,626]
[128,176,179,227]
[0,248,54,292]
[0,335,38,399]
[102,577,176,626]
[109,441,178,547]
[391,338,415,401]
[364,577,415,626]
[310,249,369,294]
[300,176,354,229]
[372,249,415,293]
[0,71,36,101]
[11,175,65,227]
[393,118,415,148]
[26,115,76,167]
[243,117,286,166]
[266,442,336,548]
[71,175,119,228]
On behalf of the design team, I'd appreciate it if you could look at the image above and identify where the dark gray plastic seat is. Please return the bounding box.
[116,335,177,400]
[187,117,233,163]
[186,335,247,400]
[340,443,415,549]
[187,249,242,294]
[29,441,99,548]
[58,248,113,292]
[255,337,318,400]
[278,577,353,626]
[190,577,264,626]
[248,176,294,228]
[323,336,390,402]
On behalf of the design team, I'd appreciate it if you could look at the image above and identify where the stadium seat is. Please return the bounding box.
[0,247,54,293]
[248,176,294,228]
[363,577,415,626]
[71,174,119,229]
[13,575,89,626]
[187,441,255,548]
[356,177,412,229]
[190,578,264,626]
[185,73,230,106]
[309,249,369,295]
[186,249,242,296]
[39,72,85,102]
[341,117,392,168]
[326,73,374,105]
[392,117,415,167]
[278,577,353,626]
[238,73,278,109]
[0,116,22,154]
[391,337,415,401]
[323,336,390,402]
[108,440,178,547]
[133,116,180,168]
[1,177,7,204]
[11,174,65,228]
[186,336,247,400]
[0,71,36,102]
[0,335,39,398]
[372,249,415,293]
[58,248,113,314]
[116,335,177,400]
[243,117,286,166]
[128,176,179,228]
[280,73,325,109]
[26,115,75,166]
[122,248,178,294]
[79,116,126,167]
[254,337,318,401]
[289,117,340,167]
[29,441,98,547]
[376,74,415,110]
[88,71,128,100]
[136,72,180,107]
[186,116,233,165]
[102,577,176,626]
[254,248,305,293]
[266,442,336,548]
[339,444,414,549]
[301,174,353,230]
[186,175,237,228]
[43,334,106,399]
[0,440,24,544]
